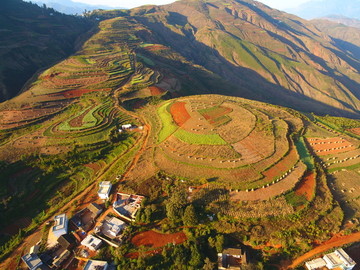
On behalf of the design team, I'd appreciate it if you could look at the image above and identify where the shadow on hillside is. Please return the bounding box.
[132,11,360,118]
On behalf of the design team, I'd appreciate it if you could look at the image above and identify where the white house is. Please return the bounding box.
[84,260,109,270]
[22,253,43,270]
[121,124,132,130]
[98,181,112,200]
[101,216,126,239]
[305,248,356,270]
[81,235,102,251]
[52,213,68,238]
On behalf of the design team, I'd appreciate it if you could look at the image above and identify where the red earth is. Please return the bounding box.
[263,145,298,180]
[307,137,356,156]
[149,86,166,96]
[349,128,360,136]
[200,106,232,124]
[294,171,316,201]
[131,230,187,249]
[170,102,191,127]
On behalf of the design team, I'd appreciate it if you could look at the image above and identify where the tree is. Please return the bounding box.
[203,257,215,270]
[189,245,202,267]
[166,188,187,221]
[183,204,198,226]
[215,234,225,253]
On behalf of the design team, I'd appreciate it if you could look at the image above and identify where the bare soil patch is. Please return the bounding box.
[170,101,191,127]
[131,230,187,248]
[149,86,166,96]
[349,128,360,136]
[294,171,316,201]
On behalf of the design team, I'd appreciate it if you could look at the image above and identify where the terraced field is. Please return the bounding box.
[120,95,314,203]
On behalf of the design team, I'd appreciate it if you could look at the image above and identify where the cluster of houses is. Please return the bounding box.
[305,248,356,270]
[21,180,144,270]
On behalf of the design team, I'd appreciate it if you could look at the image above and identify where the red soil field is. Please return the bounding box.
[349,128,360,136]
[201,106,232,124]
[170,102,191,126]
[307,137,356,155]
[131,230,187,249]
[144,44,168,52]
[149,86,166,96]
[263,146,298,180]
[69,106,93,127]
[84,163,102,173]
[294,171,316,201]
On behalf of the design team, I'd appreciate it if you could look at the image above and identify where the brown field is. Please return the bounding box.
[230,161,306,201]
[348,128,360,136]
[69,106,94,127]
[143,44,169,52]
[307,137,356,155]
[131,230,187,248]
[46,88,109,98]
[149,86,166,96]
[294,171,316,201]
[262,145,299,181]
[0,107,62,128]
[170,101,191,126]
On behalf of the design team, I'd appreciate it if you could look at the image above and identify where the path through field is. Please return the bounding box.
[286,231,360,269]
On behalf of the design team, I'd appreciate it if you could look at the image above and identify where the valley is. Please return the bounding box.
[0,0,359,269]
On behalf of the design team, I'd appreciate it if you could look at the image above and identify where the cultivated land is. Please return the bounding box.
[0,4,360,269]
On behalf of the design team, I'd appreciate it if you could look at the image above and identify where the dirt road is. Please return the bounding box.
[287,232,360,269]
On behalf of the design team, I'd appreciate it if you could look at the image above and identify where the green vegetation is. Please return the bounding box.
[157,102,178,142]
[295,137,315,170]
[174,129,227,145]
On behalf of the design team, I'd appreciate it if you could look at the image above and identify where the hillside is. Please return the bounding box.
[123,0,360,117]
[318,15,360,28]
[0,0,93,102]
[0,0,360,268]
[27,0,120,15]
[312,19,360,59]
[286,0,360,20]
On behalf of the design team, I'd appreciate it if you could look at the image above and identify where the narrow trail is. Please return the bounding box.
[285,231,360,269]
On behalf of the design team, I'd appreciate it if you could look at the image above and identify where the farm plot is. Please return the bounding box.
[325,149,360,171]
[131,230,187,248]
[199,105,233,127]
[349,128,360,136]
[307,137,356,155]
[330,170,360,220]
[170,101,191,126]
[294,171,316,201]
[230,161,306,201]
[0,107,63,130]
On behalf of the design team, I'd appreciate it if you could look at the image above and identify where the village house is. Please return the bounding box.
[98,181,112,200]
[81,235,102,251]
[21,253,44,270]
[305,248,356,270]
[96,215,127,239]
[113,192,144,222]
[84,260,109,270]
[218,247,247,269]
[87,202,103,219]
[52,213,68,238]
[57,233,77,250]
[52,249,71,268]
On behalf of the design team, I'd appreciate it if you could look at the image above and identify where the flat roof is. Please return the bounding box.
[305,258,327,270]
[324,252,343,267]
[81,235,102,248]
[22,253,42,269]
[335,248,356,266]
[53,214,67,231]
[84,260,108,270]
[100,181,111,186]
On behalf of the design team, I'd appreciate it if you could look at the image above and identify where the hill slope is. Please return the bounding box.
[0,0,92,102]
[124,0,360,117]
[286,0,360,20]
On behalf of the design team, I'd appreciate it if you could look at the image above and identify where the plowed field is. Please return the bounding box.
[170,101,191,126]
[131,230,187,248]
